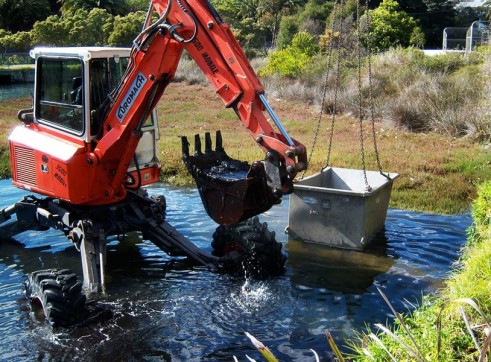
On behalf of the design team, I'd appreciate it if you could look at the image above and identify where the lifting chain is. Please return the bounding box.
[364,0,389,179]
[324,0,346,170]
[301,0,344,179]
[356,0,371,191]
[357,0,390,187]
[303,0,389,187]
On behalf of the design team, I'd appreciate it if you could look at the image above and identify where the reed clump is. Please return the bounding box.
[261,47,490,141]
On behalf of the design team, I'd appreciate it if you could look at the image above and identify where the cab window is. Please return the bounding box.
[89,57,130,136]
[37,57,84,134]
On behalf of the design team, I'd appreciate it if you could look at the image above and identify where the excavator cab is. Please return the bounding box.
[12,48,161,202]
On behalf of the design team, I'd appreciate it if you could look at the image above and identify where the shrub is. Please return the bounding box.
[260,32,319,78]
[275,15,299,50]
[364,0,425,52]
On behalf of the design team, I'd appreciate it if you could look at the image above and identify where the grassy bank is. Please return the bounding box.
[0,81,489,214]
[349,181,491,361]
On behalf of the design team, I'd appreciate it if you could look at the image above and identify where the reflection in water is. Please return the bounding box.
[0,180,471,361]
[286,232,394,294]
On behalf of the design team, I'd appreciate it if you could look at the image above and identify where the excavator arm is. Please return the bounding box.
[93,0,307,224]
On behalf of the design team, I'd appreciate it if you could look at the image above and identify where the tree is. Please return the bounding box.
[365,0,424,52]
[66,8,113,46]
[276,15,299,49]
[258,0,306,45]
[31,14,69,46]
[108,11,146,47]
[0,31,32,52]
[0,0,51,32]
[31,8,114,47]
[126,0,149,12]
[399,0,455,48]
[213,0,306,48]
[59,0,129,16]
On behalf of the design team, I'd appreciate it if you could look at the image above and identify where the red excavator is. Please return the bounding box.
[0,0,306,326]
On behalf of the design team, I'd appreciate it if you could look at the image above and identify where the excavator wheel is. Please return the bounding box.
[25,269,88,327]
[212,217,286,278]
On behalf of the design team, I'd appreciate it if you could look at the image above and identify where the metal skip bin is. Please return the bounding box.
[288,167,399,250]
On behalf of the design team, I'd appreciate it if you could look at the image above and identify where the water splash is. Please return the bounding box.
[231,279,274,314]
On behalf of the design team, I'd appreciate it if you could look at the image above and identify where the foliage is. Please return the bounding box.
[260,45,490,141]
[275,15,299,49]
[275,0,333,49]
[363,0,424,52]
[59,0,129,16]
[297,0,332,25]
[126,0,149,12]
[0,0,51,33]
[31,9,115,47]
[396,0,456,49]
[66,8,113,46]
[212,0,306,48]
[0,31,32,53]
[107,11,146,47]
[10,7,145,49]
[31,14,70,47]
[260,32,319,77]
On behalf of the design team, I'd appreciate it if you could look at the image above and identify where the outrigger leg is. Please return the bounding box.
[0,191,221,292]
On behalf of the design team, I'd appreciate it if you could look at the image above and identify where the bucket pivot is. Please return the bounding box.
[182,131,283,226]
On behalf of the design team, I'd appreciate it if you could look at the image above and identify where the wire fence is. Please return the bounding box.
[443,21,490,53]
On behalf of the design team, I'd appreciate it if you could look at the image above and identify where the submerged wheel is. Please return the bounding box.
[212,217,286,278]
[25,269,88,327]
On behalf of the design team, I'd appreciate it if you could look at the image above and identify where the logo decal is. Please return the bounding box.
[117,72,147,122]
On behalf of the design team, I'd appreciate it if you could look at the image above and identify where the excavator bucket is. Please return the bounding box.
[182,131,282,226]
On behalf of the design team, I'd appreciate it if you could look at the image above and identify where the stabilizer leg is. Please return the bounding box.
[77,221,107,293]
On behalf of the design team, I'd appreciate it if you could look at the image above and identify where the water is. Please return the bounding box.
[0,83,32,101]
[0,179,471,361]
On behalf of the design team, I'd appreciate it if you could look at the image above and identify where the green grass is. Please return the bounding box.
[0,81,489,215]
[0,64,34,71]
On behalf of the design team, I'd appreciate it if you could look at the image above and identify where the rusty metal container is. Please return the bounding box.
[288,167,399,250]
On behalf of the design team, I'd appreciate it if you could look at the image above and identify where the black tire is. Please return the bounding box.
[25,269,88,327]
[212,217,286,278]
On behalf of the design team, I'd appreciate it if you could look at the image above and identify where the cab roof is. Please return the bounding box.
[30,47,131,61]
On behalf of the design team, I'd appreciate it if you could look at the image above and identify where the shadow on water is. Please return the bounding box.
[0,180,472,361]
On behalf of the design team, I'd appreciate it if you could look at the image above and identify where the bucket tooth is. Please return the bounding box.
[215,130,223,151]
[205,132,212,153]
[194,134,202,155]
[181,136,190,157]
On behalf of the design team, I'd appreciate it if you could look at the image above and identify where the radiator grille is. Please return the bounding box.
[14,146,36,185]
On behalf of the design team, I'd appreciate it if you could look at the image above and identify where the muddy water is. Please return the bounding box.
[0,180,471,361]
